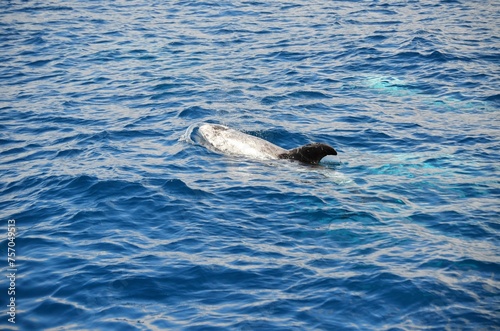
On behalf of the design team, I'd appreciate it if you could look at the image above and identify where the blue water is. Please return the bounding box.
[1,1,499,330]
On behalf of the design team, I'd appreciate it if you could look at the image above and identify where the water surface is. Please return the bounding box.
[0,1,499,330]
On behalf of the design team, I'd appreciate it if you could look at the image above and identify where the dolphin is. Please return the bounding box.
[198,123,337,165]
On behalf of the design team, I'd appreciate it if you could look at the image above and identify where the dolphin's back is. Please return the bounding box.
[198,124,286,160]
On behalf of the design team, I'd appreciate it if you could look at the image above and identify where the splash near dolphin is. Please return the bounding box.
[197,123,337,165]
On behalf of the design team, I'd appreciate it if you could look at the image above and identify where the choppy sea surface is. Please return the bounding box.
[1,1,499,330]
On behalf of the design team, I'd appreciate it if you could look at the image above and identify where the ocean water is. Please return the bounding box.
[1,0,499,330]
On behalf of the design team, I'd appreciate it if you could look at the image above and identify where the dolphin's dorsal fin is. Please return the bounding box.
[278,143,337,164]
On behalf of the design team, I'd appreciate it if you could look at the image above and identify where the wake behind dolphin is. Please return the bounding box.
[196,123,337,165]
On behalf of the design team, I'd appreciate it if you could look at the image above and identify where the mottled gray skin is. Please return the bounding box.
[198,124,337,164]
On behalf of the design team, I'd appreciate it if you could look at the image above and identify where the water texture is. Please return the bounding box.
[0,1,499,330]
